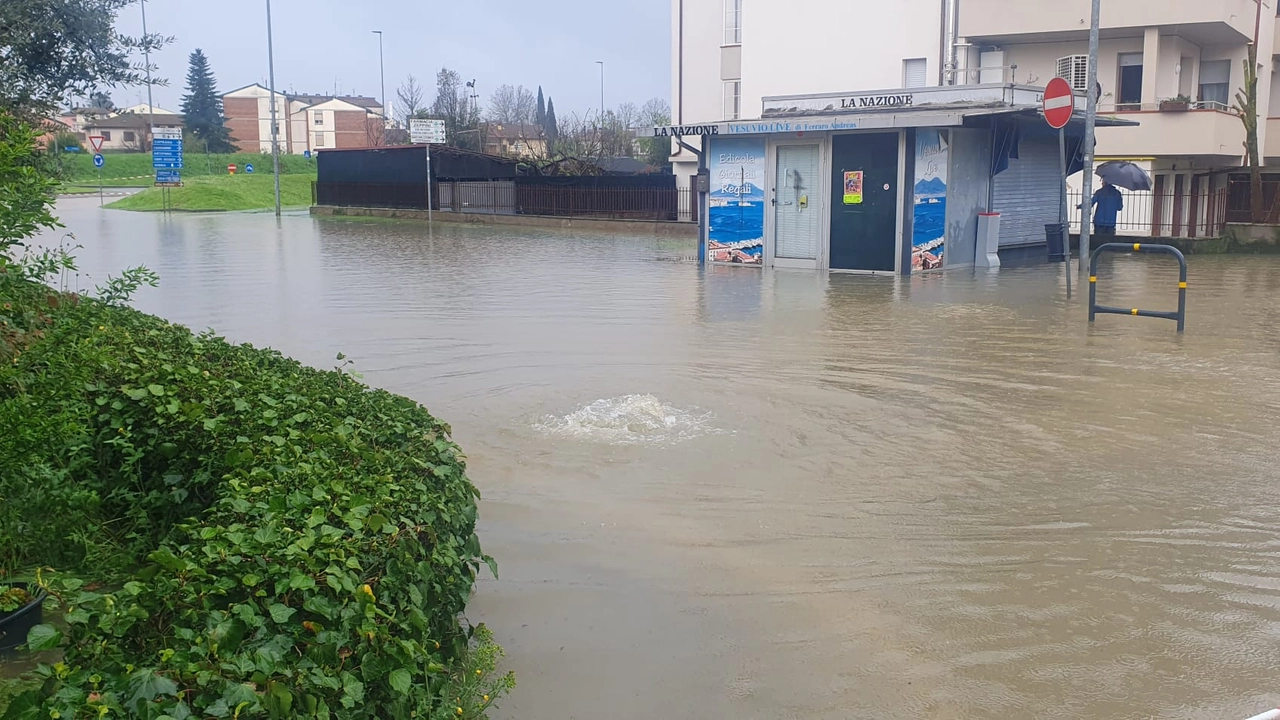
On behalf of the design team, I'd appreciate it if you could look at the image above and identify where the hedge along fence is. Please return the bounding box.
[0,280,512,719]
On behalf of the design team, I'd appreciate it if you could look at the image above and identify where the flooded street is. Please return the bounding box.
[44,198,1280,719]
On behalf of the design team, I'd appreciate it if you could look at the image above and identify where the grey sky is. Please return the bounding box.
[110,0,670,117]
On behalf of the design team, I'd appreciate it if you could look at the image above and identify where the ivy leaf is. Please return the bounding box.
[148,384,166,396]
[387,668,412,695]
[288,572,316,591]
[127,668,179,709]
[484,555,499,580]
[269,603,296,624]
[25,624,61,650]
[125,387,149,400]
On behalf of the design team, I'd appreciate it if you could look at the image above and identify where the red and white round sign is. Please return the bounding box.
[1042,77,1075,130]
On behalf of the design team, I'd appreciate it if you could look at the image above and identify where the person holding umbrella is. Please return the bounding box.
[1090,181,1124,237]
[1086,161,1154,236]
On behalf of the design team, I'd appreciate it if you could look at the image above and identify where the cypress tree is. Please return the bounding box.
[180,49,234,153]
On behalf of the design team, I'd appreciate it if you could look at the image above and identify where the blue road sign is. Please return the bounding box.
[303,150,312,159]
[152,138,184,169]
[93,153,105,168]
[245,164,255,174]
[155,169,181,185]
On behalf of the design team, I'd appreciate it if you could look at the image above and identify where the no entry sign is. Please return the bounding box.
[1043,77,1075,130]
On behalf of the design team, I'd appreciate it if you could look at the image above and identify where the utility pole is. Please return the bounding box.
[372,31,386,120]
[1079,0,1100,272]
[266,0,282,217]
[596,61,605,121]
[139,0,155,152]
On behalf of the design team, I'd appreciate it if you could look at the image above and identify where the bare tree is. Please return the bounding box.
[395,74,425,127]
[639,97,671,127]
[365,114,387,147]
[488,84,537,124]
[614,102,639,131]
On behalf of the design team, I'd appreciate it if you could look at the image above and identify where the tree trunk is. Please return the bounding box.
[1237,46,1263,221]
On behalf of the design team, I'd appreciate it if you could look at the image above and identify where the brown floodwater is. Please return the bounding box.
[38,198,1280,719]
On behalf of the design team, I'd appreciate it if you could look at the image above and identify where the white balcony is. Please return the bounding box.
[960,0,1255,44]
[1094,103,1244,160]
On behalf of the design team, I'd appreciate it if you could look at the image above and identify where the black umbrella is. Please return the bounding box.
[1096,161,1153,191]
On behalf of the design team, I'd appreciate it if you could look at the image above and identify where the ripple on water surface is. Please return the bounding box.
[534,394,723,446]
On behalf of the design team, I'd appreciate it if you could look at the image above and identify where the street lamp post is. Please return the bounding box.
[1079,0,1100,271]
[139,0,155,150]
[372,31,386,120]
[265,0,281,217]
[595,61,605,121]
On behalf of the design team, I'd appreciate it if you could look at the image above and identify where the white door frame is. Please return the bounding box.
[765,136,829,271]
[827,129,906,275]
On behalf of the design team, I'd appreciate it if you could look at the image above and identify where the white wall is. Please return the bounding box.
[739,0,942,117]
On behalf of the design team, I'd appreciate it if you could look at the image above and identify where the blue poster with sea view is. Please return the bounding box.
[912,130,948,271]
[708,137,766,265]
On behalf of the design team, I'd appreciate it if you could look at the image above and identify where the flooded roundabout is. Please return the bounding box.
[40,198,1280,719]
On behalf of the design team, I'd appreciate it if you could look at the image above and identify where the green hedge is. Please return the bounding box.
[0,278,511,719]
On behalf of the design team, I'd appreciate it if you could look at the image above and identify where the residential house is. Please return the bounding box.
[59,107,113,134]
[483,123,547,158]
[672,0,1277,232]
[222,84,385,154]
[80,114,150,151]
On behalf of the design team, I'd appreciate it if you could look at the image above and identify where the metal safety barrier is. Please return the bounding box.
[1089,242,1188,333]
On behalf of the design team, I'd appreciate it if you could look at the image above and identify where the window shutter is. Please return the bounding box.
[904,59,927,88]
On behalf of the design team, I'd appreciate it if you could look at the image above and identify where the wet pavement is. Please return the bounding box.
[38,198,1280,719]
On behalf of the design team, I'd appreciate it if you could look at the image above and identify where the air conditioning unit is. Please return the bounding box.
[1056,55,1089,92]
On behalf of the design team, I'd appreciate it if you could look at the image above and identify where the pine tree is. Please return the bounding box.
[544,97,559,150]
[180,49,234,153]
[536,86,546,133]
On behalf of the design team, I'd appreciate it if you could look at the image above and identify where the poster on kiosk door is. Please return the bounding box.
[912,129,948,270]
[707,138,765,264]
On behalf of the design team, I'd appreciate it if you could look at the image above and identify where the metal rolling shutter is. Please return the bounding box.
[991,137,1060,246]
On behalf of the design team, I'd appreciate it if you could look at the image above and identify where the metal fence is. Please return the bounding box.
[1067,187,1228,238]
[1223,178,1280,224]
[439,181,516,214]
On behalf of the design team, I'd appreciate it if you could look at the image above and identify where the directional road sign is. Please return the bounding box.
[245,164,255,174]
[93,154,105,168]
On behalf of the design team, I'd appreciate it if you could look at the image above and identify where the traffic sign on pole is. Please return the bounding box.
[1042,77,1075,129]
[245,163,255,174]
[93,154,105,168]
[88,135,105,153]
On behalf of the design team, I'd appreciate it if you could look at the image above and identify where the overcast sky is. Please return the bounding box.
[109,0,670,117]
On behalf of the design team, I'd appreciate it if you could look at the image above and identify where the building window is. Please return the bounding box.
[1197,60,1231,108]
[123,131,136,142]
[313,133,324,148]
[903,58,927,88]
[724,0,742,45]
[313,111,323,125]
[100,131,112,141]
[723,80,741,120]
[1117,53,1144,110]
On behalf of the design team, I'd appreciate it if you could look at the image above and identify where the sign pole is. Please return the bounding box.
[98,165,103,206]
[427,152,434,224]
[1059,127,1072,296]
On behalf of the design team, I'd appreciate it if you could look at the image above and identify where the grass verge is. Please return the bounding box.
[107,173,315,212]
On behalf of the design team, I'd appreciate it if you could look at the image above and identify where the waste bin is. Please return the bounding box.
[1044,223,1066,263]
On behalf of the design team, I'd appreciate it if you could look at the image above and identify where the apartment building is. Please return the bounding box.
[673,0,1277,240]
[222,84,385,154]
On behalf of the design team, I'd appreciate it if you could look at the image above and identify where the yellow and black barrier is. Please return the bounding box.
[1088,242,1187,333]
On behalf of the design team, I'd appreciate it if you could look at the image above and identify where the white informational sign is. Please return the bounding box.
[409,118,446,144]
[152,126,183,140]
